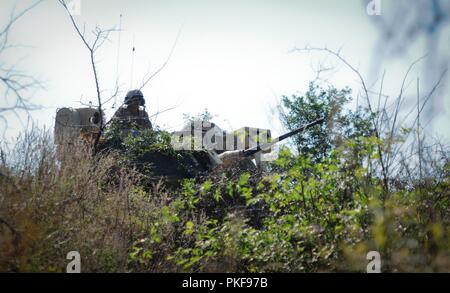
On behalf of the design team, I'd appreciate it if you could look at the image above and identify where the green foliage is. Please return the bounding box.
[166,141,449,272]
[183,108,215,124]
[281,82,375,163]
[1,83,448,273]
[102,124,176,159]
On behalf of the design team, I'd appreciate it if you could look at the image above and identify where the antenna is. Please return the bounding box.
[130,34,136,90]
[113,13,123,109]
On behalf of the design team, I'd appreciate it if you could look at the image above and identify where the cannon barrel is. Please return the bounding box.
[242,117,326,157]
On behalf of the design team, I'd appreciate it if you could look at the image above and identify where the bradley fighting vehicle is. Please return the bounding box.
[54,97,324,184]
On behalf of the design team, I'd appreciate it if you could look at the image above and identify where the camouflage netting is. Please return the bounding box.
[99,124,216,187]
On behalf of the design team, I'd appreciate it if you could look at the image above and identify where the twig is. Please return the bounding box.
[139,27,182,91]
[0,1,44,133]
[293,46,390,195]
[58,0,118,153]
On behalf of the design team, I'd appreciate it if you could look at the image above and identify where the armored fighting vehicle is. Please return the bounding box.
[55,107,274,183]
[54,90,324,184]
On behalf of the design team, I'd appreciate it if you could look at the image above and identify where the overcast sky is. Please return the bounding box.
[1,0,449,144]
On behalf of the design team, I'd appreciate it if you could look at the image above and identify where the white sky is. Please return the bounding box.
[1,0,449,144]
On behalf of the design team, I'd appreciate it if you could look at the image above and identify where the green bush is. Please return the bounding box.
[0,84,448,272]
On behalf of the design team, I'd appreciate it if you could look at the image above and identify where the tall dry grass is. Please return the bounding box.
[0,123,448,272]
[0,126,177,272]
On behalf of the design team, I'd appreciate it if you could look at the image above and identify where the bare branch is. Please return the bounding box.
[139,27,182,91]
[388,55,427,143]
[58,0,119,152]
[0,1,44,135]
[293,46,391,194]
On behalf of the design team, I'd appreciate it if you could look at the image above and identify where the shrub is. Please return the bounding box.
[0,85,448,272]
